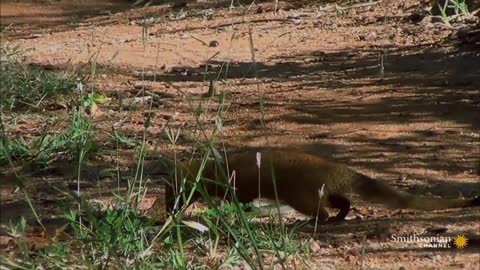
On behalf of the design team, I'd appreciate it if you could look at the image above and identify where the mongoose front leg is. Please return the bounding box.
[326,194,351,222]
[304,207,330,226]
[284,194,330,223]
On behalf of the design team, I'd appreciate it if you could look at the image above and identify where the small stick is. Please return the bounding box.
[313,184,326,236]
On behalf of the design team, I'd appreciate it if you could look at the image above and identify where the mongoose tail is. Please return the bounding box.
[353,174,480,211]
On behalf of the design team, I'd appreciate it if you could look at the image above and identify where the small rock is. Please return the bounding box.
[345,254,354,262]
[67,182,94,190]
[425,227,448,234]
[157,92,177,99]
[209,40,219,47]
[160,112,177,121]
[425,253,435,260]
[124,96,153,105]
[310,239,321,253]
[0,235,14,247]
[134,83,153,90]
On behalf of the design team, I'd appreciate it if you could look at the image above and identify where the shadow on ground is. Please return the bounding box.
[136,43,480,127]
[128,42,480,198]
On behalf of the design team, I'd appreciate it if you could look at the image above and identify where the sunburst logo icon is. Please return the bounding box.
[453,235,468,249]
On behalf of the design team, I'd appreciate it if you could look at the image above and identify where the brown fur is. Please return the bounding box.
[164,150,480,222]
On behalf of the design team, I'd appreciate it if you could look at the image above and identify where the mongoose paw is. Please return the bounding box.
[307,218,328,226]
[472,196,480,206]
[326,216,346,224]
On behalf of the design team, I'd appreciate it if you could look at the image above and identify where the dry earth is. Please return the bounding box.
[1,0,479,269]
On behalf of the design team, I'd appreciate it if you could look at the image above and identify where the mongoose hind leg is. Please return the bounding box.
[326,194,351,222]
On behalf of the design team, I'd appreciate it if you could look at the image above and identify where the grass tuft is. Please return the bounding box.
[0,36,78,112]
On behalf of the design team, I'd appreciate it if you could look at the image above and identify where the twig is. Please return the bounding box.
[313,184,326,236]
[189,34,209,46]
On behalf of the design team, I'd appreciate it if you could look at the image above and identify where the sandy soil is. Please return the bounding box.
[1,0,479,269]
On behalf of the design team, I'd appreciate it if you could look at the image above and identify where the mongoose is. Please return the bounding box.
[163,150,480,222]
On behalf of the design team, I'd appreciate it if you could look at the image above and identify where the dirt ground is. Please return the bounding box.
[1,0,479,269]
